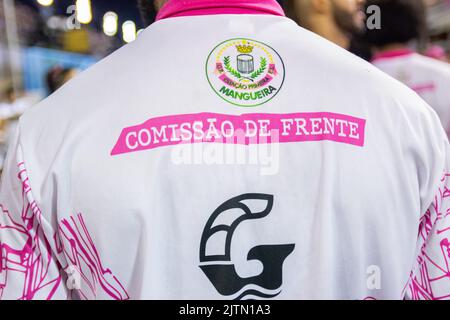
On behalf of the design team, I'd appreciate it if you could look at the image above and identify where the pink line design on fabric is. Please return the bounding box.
[111,112,366,156]
[0,162,61,300]
[405,172,450,300]
[0,162,129,300]
[410,83,436,94]
[156,0,285,21]
[58,214,129,300]
[371,48,415,63]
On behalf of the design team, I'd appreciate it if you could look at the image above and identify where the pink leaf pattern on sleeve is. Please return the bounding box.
[57,213,129,300]
[405,172,450,300]
[1,161,129,300]
[0,162,63,300]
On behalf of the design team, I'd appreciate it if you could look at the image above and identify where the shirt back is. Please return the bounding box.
[1,14,449,300]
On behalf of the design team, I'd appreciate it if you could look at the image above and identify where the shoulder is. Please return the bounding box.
[412,54,450,75]
[285,21,439,123]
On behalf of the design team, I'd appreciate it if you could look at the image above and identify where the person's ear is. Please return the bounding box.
[310,0,331,14]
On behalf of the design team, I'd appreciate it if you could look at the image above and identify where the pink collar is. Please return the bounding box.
[156,0,285,21]
[372,48,415,63]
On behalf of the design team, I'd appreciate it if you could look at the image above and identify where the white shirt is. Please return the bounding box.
[372,49,450,136]
[1,14,449,300]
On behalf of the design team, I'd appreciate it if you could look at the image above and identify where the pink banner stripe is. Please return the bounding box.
[111,112,366,156]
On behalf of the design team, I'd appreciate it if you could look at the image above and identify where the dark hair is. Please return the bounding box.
[137,0,158,28]
[363,0,426,47]
[46,66,72,94]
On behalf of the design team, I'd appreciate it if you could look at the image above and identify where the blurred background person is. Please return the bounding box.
[364,0,450,136]
[425,44,449,62]
[285,0,366,50]
[0,83,39,171]
[0,83,39,128]
[138,0,167,27]
[46,66,78,94]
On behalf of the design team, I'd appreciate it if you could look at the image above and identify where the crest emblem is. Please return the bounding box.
[206,38,285,107]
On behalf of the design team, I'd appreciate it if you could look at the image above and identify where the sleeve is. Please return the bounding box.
[0,128,67,300]
[404,144,450,300]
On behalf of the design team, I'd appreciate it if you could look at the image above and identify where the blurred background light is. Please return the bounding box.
[103,11,118,37]
[36,0,54,6]
[76,0,92,24]
[122,20,136,43]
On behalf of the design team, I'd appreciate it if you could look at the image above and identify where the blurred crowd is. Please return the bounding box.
[286,0,450,137]
[0,0,450,173]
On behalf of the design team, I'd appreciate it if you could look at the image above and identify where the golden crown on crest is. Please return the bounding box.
[236,44,254,54]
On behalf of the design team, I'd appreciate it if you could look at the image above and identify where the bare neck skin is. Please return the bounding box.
[305,15,350,49]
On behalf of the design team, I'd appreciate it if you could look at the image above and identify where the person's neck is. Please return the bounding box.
[308,16,350,49]
[375,43,410,54]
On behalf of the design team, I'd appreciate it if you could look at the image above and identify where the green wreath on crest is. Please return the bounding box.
[250,57,267,79]
[223,56,241,79]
